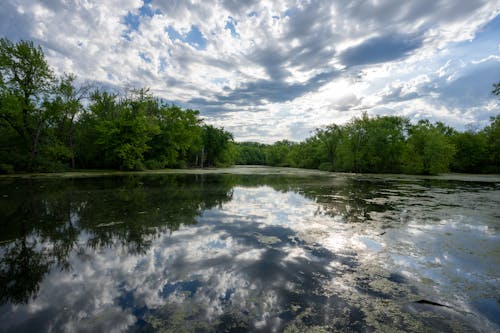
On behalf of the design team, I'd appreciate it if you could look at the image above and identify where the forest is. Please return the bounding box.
[235,113,500,175]
[1,38,499,175]
[0,38,234,172]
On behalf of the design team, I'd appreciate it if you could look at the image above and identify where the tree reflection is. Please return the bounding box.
[0,172,493,332]
[0,173,454,306]
[0,174,234,304]
[0,239,51,304]
[212,174,397,223]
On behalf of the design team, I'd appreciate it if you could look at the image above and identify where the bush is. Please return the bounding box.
[144,159,164,170]
[318,162,333,172]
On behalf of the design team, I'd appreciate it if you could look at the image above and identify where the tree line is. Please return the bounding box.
[235,113,500,175]
[1,38,499,175]
[0,38,235,172]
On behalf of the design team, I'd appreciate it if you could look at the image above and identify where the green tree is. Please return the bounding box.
[450,130,488,173]
[288,137,322,169]
[315,124,341,171]
[146,104,202,168]
[77,89,160,170]
[102,92,159,170]
[332,114,408,173]
[201,125,234,167]
[493,81,500,96]
[235,142,267,165]
[364,116,408,173]
[44,74,90,169]
[334,113,371,172]
[0,38,55,170]
[402,120,456,175]
[482,115,500,173]
[265,140,294,167]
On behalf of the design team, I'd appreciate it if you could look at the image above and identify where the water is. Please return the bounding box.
[0,167,499,332]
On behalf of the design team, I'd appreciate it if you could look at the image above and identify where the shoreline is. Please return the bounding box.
[1,165,499,182]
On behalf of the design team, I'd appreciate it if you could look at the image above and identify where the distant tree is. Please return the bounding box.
[315,124,341,171]
[288,138,321,169]
[482,115,500,173]
[361,115,408,173]
[402,120,456,175]
[333,113,408,173]
[235,142,267,165]
[265,140,295,167]
[450,130,488,173]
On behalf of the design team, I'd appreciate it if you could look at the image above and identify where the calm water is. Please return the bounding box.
[0,167,499,332]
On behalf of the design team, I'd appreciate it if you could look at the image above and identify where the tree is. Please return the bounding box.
[482,115,500,173]
[402,120,456,175]
[493,81,500,96]
[265,140,294,167]
[450,130,488,173]
[44,74,90,169]
[0,38,55,170]
[146,104,202,168]
[333,113,372,172]
[201,125,234,167]
[234,142,267,165]
[288,138,322,169]
[315,124,341,171]
[89,90,159,170]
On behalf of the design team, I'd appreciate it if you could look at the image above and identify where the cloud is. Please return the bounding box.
[373,55,500,125]
[436,56,500,107]
[0,0,499,141]
[218,70,340,105]
[340,33,423,67]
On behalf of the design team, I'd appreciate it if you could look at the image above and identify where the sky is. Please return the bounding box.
[1,0,499,143]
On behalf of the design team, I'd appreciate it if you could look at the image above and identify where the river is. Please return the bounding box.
[0,166,498,332]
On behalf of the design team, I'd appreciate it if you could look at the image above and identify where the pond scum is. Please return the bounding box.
[0,169,499,332]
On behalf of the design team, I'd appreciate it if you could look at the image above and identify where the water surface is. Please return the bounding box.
[0,167,499,332]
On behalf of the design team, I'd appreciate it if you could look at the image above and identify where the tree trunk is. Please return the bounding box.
[200,146,204,168]
[28,115,43,171]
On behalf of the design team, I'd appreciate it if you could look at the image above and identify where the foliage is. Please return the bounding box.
[235,142,267,165]
[0,38,497,175]
[493,81,500,96]
[481,115,500,173]
[401,120,455,175]
[235,114,499,175]
[333,113,408,173]
[450,130,488,173]
[0,39,234,172]
[265,140,295,167]
[0,38,55,170]
[146,103,202,168]
[201,125,234,167]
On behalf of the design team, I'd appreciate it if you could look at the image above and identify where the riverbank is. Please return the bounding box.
[1,165,499,183]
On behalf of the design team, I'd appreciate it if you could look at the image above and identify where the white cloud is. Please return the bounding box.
[1,0,499,141]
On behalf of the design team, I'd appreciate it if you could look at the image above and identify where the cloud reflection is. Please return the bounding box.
[0,173,499,332]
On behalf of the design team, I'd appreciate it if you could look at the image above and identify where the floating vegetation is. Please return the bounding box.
[0,170,498,332]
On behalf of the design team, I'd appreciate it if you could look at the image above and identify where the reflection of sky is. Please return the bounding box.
[387,216,498,295]
[1,180,499,332]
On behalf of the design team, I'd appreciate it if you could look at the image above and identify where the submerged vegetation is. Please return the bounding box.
[1,38,499,175]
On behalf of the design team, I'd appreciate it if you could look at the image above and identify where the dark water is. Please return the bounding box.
[0,168,499,332]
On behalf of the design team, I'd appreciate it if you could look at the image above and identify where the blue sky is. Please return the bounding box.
[1,0,499,142]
